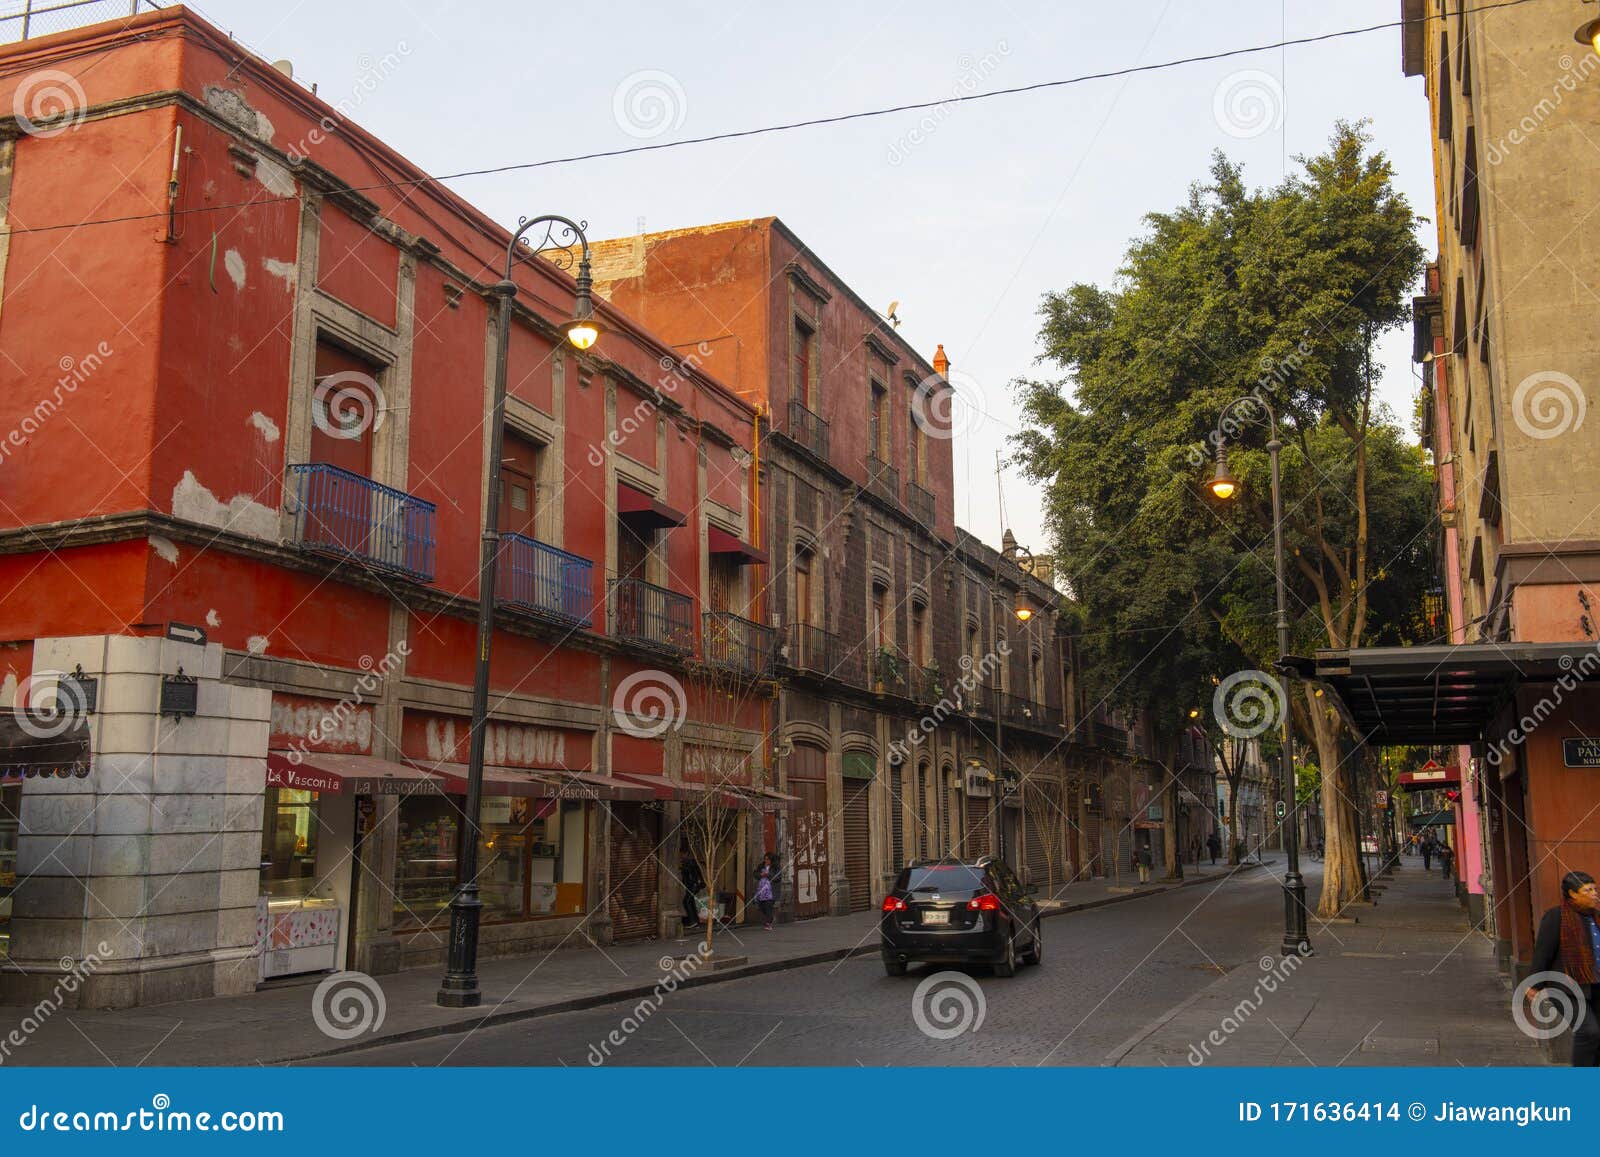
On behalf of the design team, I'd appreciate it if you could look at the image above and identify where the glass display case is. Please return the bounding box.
[393,794,459,929]
[258,787,321,900]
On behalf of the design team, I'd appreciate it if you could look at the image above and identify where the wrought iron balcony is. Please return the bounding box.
[787,399,829,461]
[866,453,899,505]
[962,682,997,719]
[496,534,594,627]
[869,644,909,697]
[288,462,436,583]
[784,630,844,684]
[997,692,1064,734]
[910,662,947,706]
[703,611,777,678]
[608,576,694,656]
[906,479,935,526]
[1089,720,1130,753]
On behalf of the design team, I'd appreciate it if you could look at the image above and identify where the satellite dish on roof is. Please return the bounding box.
[271,60,294,79]
[886,301,901,329]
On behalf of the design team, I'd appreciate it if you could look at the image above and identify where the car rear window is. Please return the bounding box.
[900,865,985,893]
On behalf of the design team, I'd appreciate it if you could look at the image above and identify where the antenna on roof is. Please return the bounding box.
[885,301,901,329]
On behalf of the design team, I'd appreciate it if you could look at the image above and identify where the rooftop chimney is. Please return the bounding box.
[932,344,949,376]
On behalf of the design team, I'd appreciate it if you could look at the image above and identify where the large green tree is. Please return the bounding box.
[1013,124,1433,917]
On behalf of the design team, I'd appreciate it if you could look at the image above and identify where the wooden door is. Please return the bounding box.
[499,429,540,537]
[789,745,829,920]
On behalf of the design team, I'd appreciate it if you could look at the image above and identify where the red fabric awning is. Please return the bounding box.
[411,763,653,801]
[1398,764,1462,790]
[612,771,691,801]
[266,751,444,796]
[707,525,769,566]
[617,483,687,529]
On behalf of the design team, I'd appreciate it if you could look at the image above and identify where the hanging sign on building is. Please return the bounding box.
[964,762,993,798]
[1563,738,1600,768]
[404,711,591,771]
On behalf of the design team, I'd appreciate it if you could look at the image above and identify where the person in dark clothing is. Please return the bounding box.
[679,851,705,930]
[1529,871,1600,1066]
[1421,835,1433,870]
[1439,841,1454,880]
[1206,831,1221,866]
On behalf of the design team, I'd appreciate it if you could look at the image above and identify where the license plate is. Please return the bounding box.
[920,909,950,926]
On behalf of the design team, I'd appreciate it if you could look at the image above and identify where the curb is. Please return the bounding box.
[281,940,880,1064]
[292,863,1269,1064]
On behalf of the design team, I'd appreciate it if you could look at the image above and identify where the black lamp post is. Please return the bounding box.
[437,215,600,1008]
[1206,396,1312,958]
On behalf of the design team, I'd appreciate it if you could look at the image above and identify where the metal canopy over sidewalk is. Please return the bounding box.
[1291,642,1600,745]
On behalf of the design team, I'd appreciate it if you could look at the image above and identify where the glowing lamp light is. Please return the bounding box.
[1577,17,1600,58]
[1013,592,1033,622]
[564,317,601,351]
[1208,458,1239,501]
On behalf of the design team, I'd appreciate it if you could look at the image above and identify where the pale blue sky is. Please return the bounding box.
[182,0,1434,556]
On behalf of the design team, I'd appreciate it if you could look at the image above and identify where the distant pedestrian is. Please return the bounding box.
[680,850,705,931]
[1207,831,1221,866]
[1135,843,1152,884]
[754,853,777,930]
[1529,871,1600,1066]
[1439,841,1454,880]
[1421,835,1433,870]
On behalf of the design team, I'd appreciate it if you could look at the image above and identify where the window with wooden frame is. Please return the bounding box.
[499,428,544,538]
[792,316,817,408]
[869,380,888,462]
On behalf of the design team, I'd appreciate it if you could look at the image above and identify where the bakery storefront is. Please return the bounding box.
[395,711,646,965]
[262,692,440,980]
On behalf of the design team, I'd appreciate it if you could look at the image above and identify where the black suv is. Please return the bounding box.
[879,856,1042,977]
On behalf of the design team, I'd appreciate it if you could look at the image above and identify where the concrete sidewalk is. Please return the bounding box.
[4,860,1254,1066]
[1108,862,1545,1067]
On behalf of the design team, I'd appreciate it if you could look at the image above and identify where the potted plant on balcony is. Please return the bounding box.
[925,657,944,701]
[873,647,903,694]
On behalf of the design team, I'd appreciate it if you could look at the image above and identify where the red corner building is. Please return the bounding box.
[0,8,775,1006]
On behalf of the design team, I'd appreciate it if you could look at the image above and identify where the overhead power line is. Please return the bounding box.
[4,0,1540,238]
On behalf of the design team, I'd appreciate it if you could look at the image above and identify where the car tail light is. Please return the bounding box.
[967,893,1002,911]
[882,895,907,912]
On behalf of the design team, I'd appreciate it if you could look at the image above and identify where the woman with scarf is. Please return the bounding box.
[1529,870,1600,1065]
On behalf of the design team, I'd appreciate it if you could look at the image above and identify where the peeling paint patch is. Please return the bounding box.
[255,155,295,198]
[249,411,281,442]
[223,248,247,291]
[0,672,16,709]
[246,635,270,654]
[254,110,275,143]
[205,609,222,628]
[263,257,297,291]
[171,470,277,540]
[148,535,179,564]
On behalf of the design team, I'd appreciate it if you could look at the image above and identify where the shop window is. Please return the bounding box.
[479,797,588,920]
[0,782,17,958]
[393,794,460,929]
[259,788,321,900]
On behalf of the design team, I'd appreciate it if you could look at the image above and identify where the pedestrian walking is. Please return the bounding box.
[1529,871,1600,1066]
[679,849,705,931]
[1206,831,1221,866]
[1439,841,1454,880]
[1421,834,1433,870]
[1135,843,1152,884]
[754,853,778,930]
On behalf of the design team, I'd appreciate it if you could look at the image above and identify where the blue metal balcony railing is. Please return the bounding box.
[496,533,594,627]
[608,576,694,656]
[703,611,776,678]
[289,462,436,583]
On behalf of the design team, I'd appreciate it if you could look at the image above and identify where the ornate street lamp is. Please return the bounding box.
[1205,396,1312,958]
[438,215,599,1008]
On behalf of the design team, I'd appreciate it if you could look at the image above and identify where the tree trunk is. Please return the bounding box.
[1309,686,1362,916]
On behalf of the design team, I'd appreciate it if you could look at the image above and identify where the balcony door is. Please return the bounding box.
[499,430,540,538]
[306,339,381,557]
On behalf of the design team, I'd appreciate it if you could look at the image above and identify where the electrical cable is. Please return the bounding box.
[2,0,1542,238]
